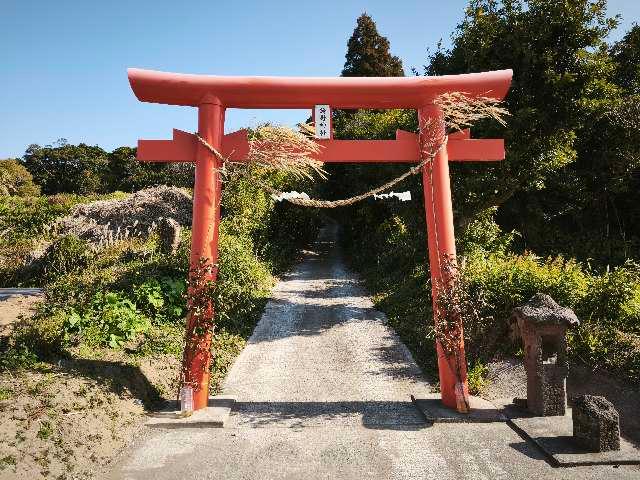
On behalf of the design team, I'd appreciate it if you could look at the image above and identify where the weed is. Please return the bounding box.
[467,362,489,395]
[0,386,12,401]
[0,455,16,471]
[37,420,53,440]
[0,345,38,371]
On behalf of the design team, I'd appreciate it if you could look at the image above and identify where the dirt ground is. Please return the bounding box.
[0,293,43,338]
[0,293,181,480]
[0,352,181,480]
[482,355,640,446]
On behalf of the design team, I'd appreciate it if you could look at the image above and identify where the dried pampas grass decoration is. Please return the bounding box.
[435,92,510,133]
[240,124,327,180]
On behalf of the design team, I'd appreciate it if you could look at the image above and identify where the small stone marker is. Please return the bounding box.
[572,395,621,452]
[510,293,580,416]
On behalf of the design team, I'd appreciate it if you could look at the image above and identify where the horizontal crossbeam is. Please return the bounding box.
[137,129,504,164]
[138,129,249,162]
[129,68,513,109]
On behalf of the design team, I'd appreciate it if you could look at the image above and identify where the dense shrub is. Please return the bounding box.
[11,311,66,357]
[341,206,640,384]
[133,277,186,324]
[0,159,40,197]
[37,235,94,283]
[222,171,321,273]
[214,227,272,333]
[66,292,151,348]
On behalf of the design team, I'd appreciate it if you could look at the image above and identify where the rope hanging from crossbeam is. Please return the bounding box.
[194,133,446,208]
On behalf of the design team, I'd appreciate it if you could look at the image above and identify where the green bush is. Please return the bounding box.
[465,252,589,325]
[133,277,186,324]
[11,312,66,358]
[0,159,40,197]
[0,345,39,371]
[214,226,272,335]
[65,292,151,348]
[38,235,94,283]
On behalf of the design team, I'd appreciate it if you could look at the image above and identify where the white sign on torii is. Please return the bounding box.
[314,104,331,139]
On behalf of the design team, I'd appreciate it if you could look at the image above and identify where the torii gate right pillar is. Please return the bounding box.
[419,105,470,411]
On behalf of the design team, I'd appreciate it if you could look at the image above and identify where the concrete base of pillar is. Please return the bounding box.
[145,395,235,429]
[411,393,506,423]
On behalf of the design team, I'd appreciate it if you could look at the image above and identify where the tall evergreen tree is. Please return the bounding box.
[341,13,404,77]
[611,24,640,95]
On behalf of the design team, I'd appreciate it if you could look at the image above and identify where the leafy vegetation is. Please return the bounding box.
[0,159,40,197]
[1,167,320,394]
[327,6,640,391]
[340,206,640,389]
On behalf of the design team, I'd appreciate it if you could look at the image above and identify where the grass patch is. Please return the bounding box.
[0,386,12,401]
[36,421,53,440]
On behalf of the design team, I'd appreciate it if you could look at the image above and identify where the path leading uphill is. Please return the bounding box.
[109,225,638,480]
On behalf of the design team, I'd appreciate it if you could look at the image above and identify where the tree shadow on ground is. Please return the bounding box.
[56,357,164,409]
[231,400,428,430]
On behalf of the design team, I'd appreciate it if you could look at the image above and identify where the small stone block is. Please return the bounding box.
[505,405,639,466]
[411,394,506,423]
[572,395,620,452]
[146,396,235,429]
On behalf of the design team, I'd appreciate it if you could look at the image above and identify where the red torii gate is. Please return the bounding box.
[128,67,513,412]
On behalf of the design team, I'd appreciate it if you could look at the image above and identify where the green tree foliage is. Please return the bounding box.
[22,141,193,195]
[23,140,110,194]
[341,13,404,77]
[0,159,40,197]
[611,24,640,95]
[425,0,619,230]
[106,147,193,192]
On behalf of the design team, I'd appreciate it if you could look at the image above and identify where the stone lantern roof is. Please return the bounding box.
[512,293,580,328]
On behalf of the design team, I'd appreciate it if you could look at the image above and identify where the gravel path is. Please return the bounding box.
[110,225,639,480]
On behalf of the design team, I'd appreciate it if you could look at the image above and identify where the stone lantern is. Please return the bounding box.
[511,293,580,416]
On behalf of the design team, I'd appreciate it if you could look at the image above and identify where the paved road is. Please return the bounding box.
[110,225,639,479]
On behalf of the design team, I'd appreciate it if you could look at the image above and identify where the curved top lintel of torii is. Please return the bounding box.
[127,68,513,110]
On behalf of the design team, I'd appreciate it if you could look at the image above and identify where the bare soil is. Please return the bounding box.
[0,294,181,480]
[0,294,42,338]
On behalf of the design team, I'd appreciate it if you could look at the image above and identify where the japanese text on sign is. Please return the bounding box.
[314,105,331,139]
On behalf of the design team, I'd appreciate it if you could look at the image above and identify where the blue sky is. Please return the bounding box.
[1,0,638,158]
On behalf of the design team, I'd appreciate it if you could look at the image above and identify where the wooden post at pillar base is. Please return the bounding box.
[419,105,470,412]
[184,99,225,411]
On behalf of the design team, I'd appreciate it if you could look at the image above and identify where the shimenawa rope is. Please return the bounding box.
[194,133,446,208]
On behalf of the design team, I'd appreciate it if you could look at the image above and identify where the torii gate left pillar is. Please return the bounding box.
[128,67,512,411]
[182,98,225,406]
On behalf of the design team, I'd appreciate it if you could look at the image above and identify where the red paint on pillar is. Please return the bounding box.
[419,105,470,411]
[184,99,225,410]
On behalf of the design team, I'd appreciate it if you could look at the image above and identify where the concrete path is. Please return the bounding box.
[110,225,639,480]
